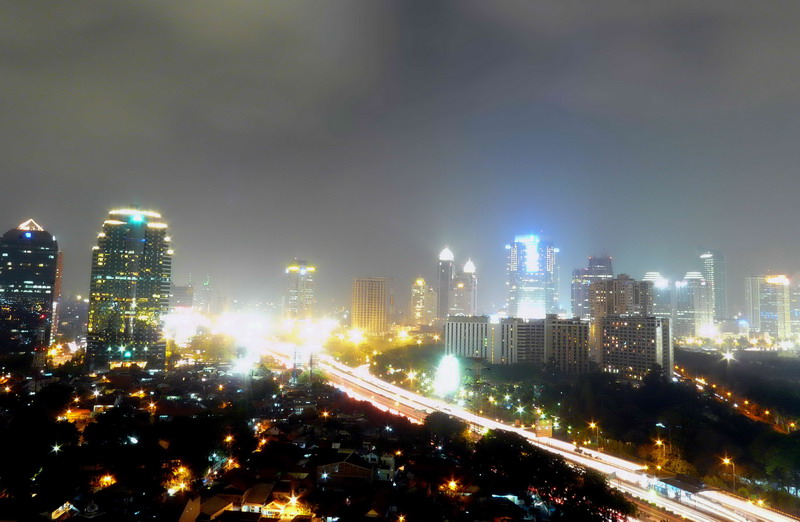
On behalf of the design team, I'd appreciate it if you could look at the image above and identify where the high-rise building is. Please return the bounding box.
[444,314,590,372]
[87,208,172,372]
[449,259,478,316]
[517,315,590,374]
[674,272,714,339]
[601,315,673,381]
[444,316,516,364]
[410,277,436,326]
[699,250,727,321]
[745,275,792,339]
[0,219,61,356]
[284,259,316,320]
[643,272,673,321]
[571,255,613,319]
[194,276,224,315]
[352,277,389,336]
[169,284,194,311]
[436,247,455,319]
[506,234,559,319]
[588,274,652,361]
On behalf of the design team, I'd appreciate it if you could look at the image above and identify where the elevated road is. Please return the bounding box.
[267,344,798,522]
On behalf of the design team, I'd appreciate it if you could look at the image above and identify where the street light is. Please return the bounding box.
[722,457,736,491]
[589,422,599,446]
[655,439,666,462]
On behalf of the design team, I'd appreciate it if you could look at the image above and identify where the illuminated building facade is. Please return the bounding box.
[601,315,673,381]
[588,274,652,361]
[351,277,389,336]
[571,255,613,320]
[87,209,172,371]
[444,316,516,364]
[410,277,436,326]
[643,272,673,321]
[745,275,792,339]
[506,234,559,319]
[699,249,727,321]
[284,258,316,319]
[516,315,590,374]
[674,272,713,338]
[436,247,455,319]
[0,219,61,355]
[449,258,477,316]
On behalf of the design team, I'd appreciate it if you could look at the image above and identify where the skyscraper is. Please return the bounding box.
[0,219,61,356]
[571,255,613,319]
[506,234,559,319]
[449,258,477,316]
[284,258,316,320]
[643,272,673,321]
[588,274,653,362]
[674,272,714,339]
[352,277,389,336]
[745,275,792,339]
[410,277,436,326]
[87,208,172,372]
[699,249,727,321]
[600,315,673,381]
[436,247,455,320]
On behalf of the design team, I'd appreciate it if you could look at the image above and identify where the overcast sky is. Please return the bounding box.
[2,1,800,314]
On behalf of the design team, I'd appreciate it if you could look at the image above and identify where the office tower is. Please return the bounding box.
[516,315,590,374]
[410,277,436,326]
[588,274,652,362]
[588,274,652,320]
[87,208,172,372]
[351,277,389,336]
[194,276,224,315]
[571,255,613,319]
[745,275,792,339]
[674,272,714,338]
[444,316,516,364]
[699,249,727,322]
[436,247,455,319]
[284,259,316,320]
[506,234,560,319]
[0,219,61,356]
[449,259,478,316]
[169,284,194,310]
[601,316,673,381]
[643,272,673,321]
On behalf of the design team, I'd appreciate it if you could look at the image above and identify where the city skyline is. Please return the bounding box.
[3,2,800,313]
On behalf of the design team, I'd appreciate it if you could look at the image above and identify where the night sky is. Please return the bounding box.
[3,1,800,313]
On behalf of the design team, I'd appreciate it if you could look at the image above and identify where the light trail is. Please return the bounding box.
[262,344,798,522]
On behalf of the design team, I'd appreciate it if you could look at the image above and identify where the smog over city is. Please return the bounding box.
[1,2,800,521]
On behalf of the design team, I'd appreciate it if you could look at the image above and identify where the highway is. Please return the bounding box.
[267,345,798,522]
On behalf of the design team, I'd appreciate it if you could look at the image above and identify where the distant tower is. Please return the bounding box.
[437,247,455,319]
[643,272,673,321]
[571,255,613,319]
[506,235,559,318]
[0,219,61,358]
[284,259,316,320]
[698,250,727,321]
[449,259,478,316]
[410,278,436,326]
[674,272,713,338]
[746,275,792,339]
[352,277,389,336]
[87,208,172,372]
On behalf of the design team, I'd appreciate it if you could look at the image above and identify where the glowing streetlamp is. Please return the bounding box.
[589,422,599,446]
[722,457,736,491]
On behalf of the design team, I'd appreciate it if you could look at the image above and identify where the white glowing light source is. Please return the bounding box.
[433,355,460,397]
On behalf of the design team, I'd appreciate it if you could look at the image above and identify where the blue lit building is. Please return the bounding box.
[505,234,559,319]
[0,219,61,356]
